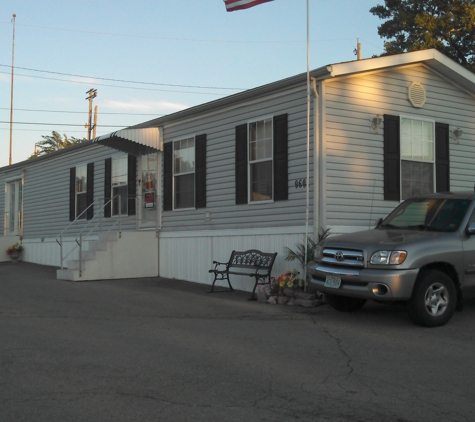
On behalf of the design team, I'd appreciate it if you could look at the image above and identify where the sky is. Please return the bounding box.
[0,0,386,168]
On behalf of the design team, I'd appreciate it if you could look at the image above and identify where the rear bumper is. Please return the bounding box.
[306,261,419,300]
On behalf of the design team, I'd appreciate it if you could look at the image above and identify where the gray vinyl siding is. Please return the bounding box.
[323,64,475,229]
[1,144,137,239]
[160,85,314,232]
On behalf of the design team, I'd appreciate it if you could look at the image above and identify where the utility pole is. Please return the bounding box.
[85,88,97,140]
[93,105,98,138]
[9,14,16,165]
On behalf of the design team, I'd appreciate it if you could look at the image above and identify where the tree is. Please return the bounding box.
[29,131,87,159]
[370,0,475,71]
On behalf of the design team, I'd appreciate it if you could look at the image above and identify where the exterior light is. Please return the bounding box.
[370,115,383,132]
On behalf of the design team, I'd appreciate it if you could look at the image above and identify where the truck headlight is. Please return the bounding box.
[370,250,407,265]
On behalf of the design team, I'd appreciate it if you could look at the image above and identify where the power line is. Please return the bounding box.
[0,127,94,133]
[0,121,125,128]
[0,20,374,47]
[0,64,245,91]
[0,70,232,96]
[0,107,165,116]
[0,20,353,44]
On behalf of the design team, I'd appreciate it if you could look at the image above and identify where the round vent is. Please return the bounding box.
[408,82,426,108]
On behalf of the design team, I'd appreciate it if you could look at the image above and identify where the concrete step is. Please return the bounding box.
[81,250,97,260]
[99,232,118,242]
[88,241,108,252]
[56,268,81,281]
[67,260,87,271]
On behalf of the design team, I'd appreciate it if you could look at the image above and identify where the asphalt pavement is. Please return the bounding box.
[2,261,475,422]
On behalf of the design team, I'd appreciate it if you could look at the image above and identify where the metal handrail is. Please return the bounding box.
[56,195,133,274]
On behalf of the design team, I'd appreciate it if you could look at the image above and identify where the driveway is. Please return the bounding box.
[1,262,475,422]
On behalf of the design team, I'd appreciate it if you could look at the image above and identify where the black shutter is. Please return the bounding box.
[69,167,76,222]
[435,122,450,192]
[235,123,248,205]
[273,114,288,201]
[104,158,112,218]
[163,143,173,211]
[127,155,136,216]
[86,163,94,220]
[195,134,207,209]
[383,114,400,201]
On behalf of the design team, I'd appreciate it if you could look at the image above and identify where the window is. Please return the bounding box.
[75,164,88,219]
[235,114,288,204]
[5,179,22,235]
[383,115,449,201]
[163,134,207,211]
[249,118,273,201]
[400,118,434,199]
[104,155,136,218]
[69,163,94,221]
[174,137,195,209]
[112,156,128,216]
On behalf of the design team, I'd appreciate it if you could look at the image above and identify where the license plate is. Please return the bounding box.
[324,276,341,289]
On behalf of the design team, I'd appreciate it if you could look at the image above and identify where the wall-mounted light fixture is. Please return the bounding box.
[452,128,463,144]
[370,115,383,132]
[205,211,211,221]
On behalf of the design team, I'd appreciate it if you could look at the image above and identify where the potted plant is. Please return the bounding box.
[6,243,23,261]
[283,228,331,270]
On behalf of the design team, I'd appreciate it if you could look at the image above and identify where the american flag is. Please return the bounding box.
[224,0,274,12]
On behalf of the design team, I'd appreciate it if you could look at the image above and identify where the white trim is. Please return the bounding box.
[247,115,274,204]
[399,115,436,200]
[327,49,469,79]
[159,225,311,239]
[320,80,328,230]
[172,135,196,211]
[5,175,22,183]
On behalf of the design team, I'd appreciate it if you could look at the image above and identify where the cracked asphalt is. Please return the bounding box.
[1,262,475,422]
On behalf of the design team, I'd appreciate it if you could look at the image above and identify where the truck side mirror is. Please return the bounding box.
[467,222,475,235]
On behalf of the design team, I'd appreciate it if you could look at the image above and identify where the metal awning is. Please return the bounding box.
[92,127,162,155]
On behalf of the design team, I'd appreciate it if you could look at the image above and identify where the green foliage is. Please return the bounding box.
[283,228,331,270]
[370,0,475,71]
[29,131,87,159]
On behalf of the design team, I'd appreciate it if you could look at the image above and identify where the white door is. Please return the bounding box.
[5,180,22,235]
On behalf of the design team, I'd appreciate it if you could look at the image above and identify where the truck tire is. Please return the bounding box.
[325,293,366,312]
[407,270,456,327]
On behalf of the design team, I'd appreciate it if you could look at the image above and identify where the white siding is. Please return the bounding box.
[322,64,475,232]
[160,86,315,233]
[20,145,138,239]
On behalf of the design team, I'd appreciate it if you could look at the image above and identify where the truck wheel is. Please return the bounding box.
[325,293,366,312]
[407,270,456,327]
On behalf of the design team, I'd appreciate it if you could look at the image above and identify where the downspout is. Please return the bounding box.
[311,77,320,241]
[21,168,25,240]
[156,130,164,277]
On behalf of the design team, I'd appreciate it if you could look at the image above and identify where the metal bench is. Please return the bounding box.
[208,249,278,300]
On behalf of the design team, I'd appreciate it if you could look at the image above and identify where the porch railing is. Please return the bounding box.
[56,195,133,275]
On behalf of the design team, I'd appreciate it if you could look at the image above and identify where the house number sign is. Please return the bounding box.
[294,178,307,189]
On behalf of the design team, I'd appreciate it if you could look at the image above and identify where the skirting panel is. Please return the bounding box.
[158,227,313,292]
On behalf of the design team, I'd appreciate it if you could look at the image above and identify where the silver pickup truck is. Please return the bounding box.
[306,192,475,327]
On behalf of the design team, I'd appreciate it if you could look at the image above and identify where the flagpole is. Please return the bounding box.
[304,0,310,289]
[9,14,16,166]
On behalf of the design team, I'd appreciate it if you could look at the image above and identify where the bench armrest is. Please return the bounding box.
[209,261,228,272]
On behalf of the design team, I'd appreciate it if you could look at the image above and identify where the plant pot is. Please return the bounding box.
[9,251,21,261]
